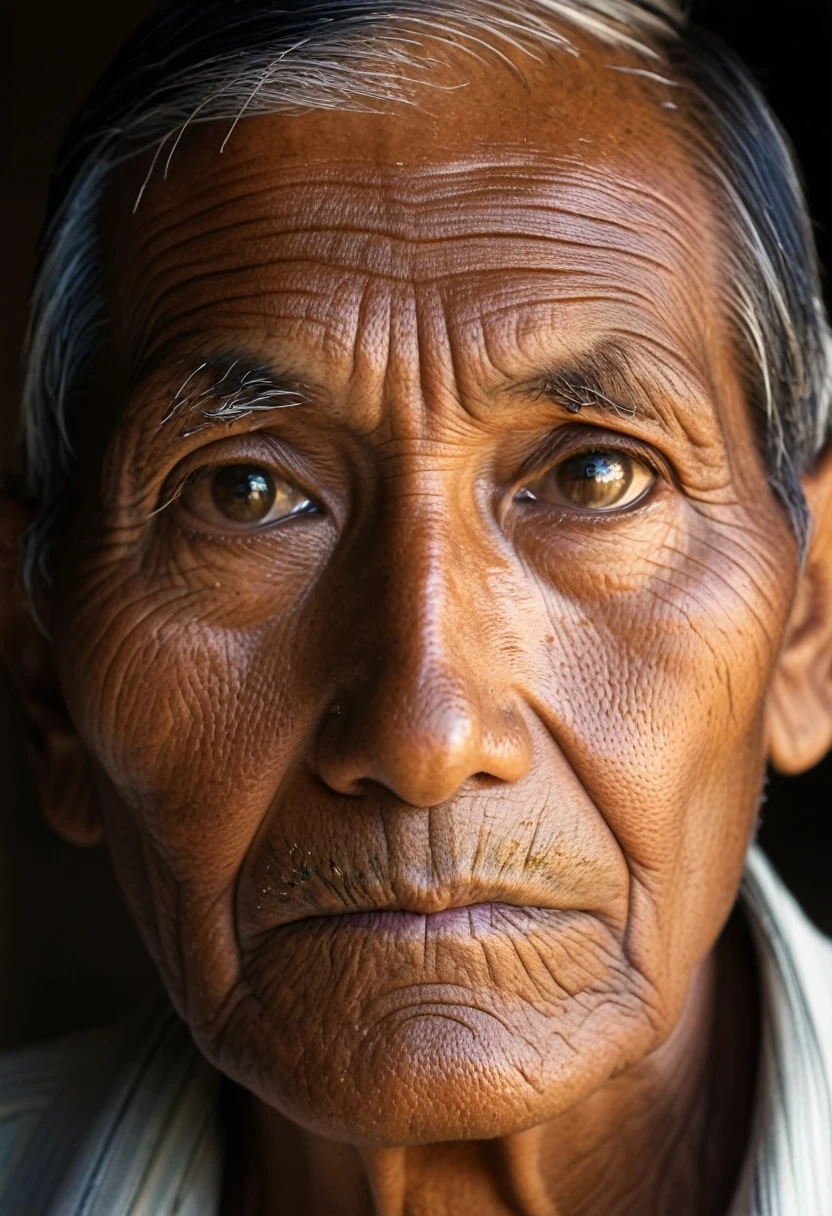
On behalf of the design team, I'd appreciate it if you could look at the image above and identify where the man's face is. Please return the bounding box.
[50,44,797,1141]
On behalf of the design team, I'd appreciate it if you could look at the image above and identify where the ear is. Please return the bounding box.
[0,489,102,844]
[767,444,832,775]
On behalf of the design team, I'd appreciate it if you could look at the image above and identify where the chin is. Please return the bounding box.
[194,971,658,1147]
[185,907,664,1144]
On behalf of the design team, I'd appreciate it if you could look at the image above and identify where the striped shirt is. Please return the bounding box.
[0,846,830,1215]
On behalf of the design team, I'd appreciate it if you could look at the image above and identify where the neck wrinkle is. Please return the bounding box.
[497,1126,563,1216]
[360,1146,408,1216]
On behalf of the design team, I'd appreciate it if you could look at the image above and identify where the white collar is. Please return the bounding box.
[729,846,832,1214]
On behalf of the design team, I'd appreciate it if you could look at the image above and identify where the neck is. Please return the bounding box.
[222,910,759,1216]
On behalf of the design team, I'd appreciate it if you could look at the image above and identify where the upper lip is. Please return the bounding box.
[366,889,513,916]
[318,881,539,920]
[254,873,597,933]
[335,898,500,918]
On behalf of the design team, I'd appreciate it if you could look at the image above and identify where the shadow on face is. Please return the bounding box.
[2,32,830,1146]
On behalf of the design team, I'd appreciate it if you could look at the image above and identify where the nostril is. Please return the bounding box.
[472,770,498,785]
[317,679,532,806]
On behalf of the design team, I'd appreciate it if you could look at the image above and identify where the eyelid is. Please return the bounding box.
[153,434,316,516]
[516,424,672,488]
[175,466,317,537]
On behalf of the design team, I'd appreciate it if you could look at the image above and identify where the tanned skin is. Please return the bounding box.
[3,33,832,1216]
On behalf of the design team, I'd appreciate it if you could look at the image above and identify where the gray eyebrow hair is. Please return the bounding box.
[524,343,644,419]
[160,354,310,436]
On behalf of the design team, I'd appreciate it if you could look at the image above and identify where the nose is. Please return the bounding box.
[316,506,533,807]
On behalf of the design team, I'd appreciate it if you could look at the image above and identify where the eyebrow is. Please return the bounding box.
[154,342,666,437]
[520,343,657,421]
[159,353,310,436]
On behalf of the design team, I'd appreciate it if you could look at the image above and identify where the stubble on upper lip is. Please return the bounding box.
[240,831,628,942]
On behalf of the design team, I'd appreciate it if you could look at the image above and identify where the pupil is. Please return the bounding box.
[212,465,276,522]
[559,451,631,507]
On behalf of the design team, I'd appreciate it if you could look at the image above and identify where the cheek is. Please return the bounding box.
[52,535,331,1010]
[55,516,335,822]
[61,600,311,868]
[526,501,793,984]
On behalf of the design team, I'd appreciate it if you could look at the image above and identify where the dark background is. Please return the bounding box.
[1,0,830,1048]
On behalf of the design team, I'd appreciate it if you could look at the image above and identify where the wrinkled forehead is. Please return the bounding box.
[101,39,725,410]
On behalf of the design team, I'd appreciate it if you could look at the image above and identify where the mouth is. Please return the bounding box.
[275,899,596,949]
[246,838,624,941]
[246,859,620,942]
[319,901,524,934]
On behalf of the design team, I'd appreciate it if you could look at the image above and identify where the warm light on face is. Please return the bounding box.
[44,49,803,1149]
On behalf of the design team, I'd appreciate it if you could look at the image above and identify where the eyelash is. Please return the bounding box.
[150,426,670,534]
[517,430,667,490]
[151,439,311,521]
[148,475,190,519]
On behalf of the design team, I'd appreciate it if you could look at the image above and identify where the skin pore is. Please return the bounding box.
[3,28,832,1216]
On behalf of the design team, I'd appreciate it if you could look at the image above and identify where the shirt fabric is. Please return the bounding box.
[0,845,830,1215]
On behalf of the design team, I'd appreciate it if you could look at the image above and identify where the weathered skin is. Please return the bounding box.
[2,33,832,1216]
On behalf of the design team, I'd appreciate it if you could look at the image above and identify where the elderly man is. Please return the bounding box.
[1,0,832,1212]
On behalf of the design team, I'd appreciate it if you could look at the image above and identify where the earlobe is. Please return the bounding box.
[767,445,832,775]
[0,489,103,845]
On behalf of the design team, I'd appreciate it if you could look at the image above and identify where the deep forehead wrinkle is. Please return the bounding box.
[112,160,715,393]
[99,43,732,455]
[105,28,718,326]
[136,149,700,229]
[132,156,706,273]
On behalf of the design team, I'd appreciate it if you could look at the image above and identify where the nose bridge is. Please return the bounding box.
[317,470,532,806]
[360,479,487,746]
[386,482,467,678]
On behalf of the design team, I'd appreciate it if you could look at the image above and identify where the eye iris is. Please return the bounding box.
[557,451,633,508]
[211,465,276,522]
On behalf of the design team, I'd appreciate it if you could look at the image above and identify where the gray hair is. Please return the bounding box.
[18,0,832,593]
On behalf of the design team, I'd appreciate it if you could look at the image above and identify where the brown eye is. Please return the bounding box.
[520,449,654,512]
[179,464,316,531]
